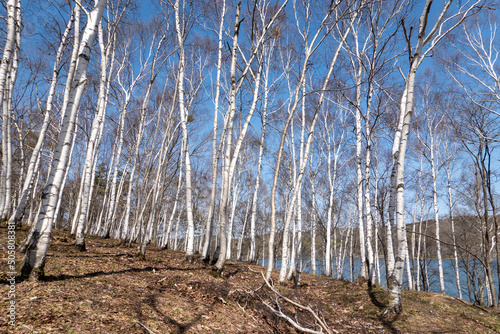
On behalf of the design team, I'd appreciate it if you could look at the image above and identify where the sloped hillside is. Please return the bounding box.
[1,227,500,333]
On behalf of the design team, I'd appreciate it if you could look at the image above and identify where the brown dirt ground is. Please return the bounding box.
[1,226,500,333]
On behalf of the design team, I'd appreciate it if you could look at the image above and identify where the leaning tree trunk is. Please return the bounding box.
[20,0,107,281]
[385,0,484,315]
[277,19,355,282]
[74,22,114,251]
[120,34,164,243]
[216,0,287,272]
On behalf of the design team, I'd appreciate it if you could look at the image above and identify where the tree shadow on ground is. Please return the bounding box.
[142,290,204,333]
[367,284,400,334]
[2,264,205,284]
[223,266,242,279]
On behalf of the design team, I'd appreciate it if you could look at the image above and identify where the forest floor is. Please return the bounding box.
[1,226,500,333]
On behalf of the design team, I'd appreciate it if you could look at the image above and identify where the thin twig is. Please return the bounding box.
[137,320,156,334]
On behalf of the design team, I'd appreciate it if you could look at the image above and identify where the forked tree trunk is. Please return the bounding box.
[120,34,165,243]
[277,17,355,282]
[216,0,287,272]
[267,0,355,281]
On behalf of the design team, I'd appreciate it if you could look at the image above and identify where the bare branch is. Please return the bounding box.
[255,270,337,334]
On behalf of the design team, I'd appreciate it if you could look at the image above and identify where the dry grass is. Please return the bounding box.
[2,227,500,333]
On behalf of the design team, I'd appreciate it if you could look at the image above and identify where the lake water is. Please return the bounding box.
[257,257,499,304]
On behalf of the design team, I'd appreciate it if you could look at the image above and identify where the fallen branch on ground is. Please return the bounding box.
[253,268,337,334]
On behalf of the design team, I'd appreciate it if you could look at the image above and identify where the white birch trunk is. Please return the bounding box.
[212,8,243,269]
[445,162,462,299]
[120,35,164,242]
[310,160,317,275]
[141,89,179,255]
[173,204,183,251]
[20,0,107,280]
[429,135,445,293]
[236,194,252,261]
[163,140,184,248]
[355,84,367,279]
[226,180,240,260]
[349,225,354,282]
[75,21,113,250]
[248,110,266,263]
[288,77,307,280]
[325,147,334,277]
[267,1,355,281]
[386,57,416,316]
[277,18,355,282]
[0,0,19,221]
[216,0,285,271]
[105,34,147,238]
[384,0,479,314]
[201,0,226,261]
[174,0,195,261]
[364,90,375,286]
[2,1,20,221]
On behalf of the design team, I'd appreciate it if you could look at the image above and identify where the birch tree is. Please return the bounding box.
[119,30,167,243]
[247,35,279,263]
[443,138,462,299]
[267,0,359,281]
[9,4,77,226]
[445,12,500,116]
[278,0,359,283]
[451,100,499,307]
[200,0,227,262]
[172,0,198,261]
[415,77,449,294]
[102,24,149,238]
[384,0,485,315]
[139,89,181,258]
[318,100,347,277]
[214,0,289,273]
[0,0,20,221]
[20,0,108,281]
[75,5,127,249]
